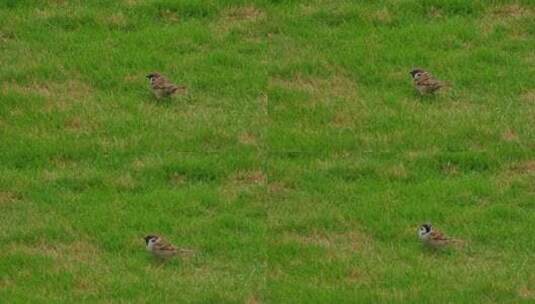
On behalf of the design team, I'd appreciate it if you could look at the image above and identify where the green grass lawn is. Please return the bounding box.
[1,0,534,302]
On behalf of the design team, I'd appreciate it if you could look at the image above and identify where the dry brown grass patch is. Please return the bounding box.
[0,277,12,289]
[42,169,60,182]
[64,116,98,134]
[282,229,373,260]
[523,52,535,68]
[0,191,22,204]
[169,172,187,186]
[521,90,535,104]
[214,6,266,36]
[6,80,92,103]
[331,111,355,129]
[158,9,180,24]
[238,131,258,146]
[114,173,138,191]
[99,137,129,152]
[223,6,265,22]
[220,170,266,201]
[298,3,319,16]
[101,12,128,28]
[123,0,142,6]
[131,156,163,172]
[49,155,76,169]
[511,160,535,174]
[270,73,359,104]
[382,163,409,180]
[480,4,534,37]
[344,268,373,285]
[519,91,535,130]
[370,7,393,24]
[518,286,535,299]
[268,181,292,196]
[40,80,93,113]
[404,148,439,161]
[427,7,444,18]
[0,32,12,43]
[501,128,519,142]
[245,294,262,304]
[33,8,57,18]
[32,240,105,295]
[3,82,52,97]
[441,162,460,176]
[64,116,82,130]
[55,241,101,264]
[495,160,535,192]
[233,170,267,185]
[491,4,533,18]
[9,240,103,271]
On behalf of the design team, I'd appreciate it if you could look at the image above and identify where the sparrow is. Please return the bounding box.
[144,234,194,260]
[418,224,451,248]
[146,72,187,99]
[409,68,444,95]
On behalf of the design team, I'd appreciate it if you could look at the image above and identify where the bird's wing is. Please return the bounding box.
[166,84,179,92]
[169,84,187,94]
[154,240,177,252]
[419,74,443,89]
[152,78,174,90]
[430,230,449,241]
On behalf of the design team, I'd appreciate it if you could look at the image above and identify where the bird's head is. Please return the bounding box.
[418,223,432,237]
[410,69,425,80]
[144,235,159,246]
[146,72,161,81]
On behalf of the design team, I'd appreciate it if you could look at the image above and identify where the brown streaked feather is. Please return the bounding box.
[424,229,451,248]
[152,77,174,90]
[418,75,442,88]
[155,243,195,259]
[429,230,449,241]
[149,74,187,98]
[150,237,178,259]
[154,240,177,252]
[413,71,443,94]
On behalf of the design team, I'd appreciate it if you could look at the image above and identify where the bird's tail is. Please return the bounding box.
[449,238,466,248]
[171,85,187,95]
[178,248,195,256]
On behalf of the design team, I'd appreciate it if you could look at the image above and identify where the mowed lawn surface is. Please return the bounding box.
[0,0,534,303]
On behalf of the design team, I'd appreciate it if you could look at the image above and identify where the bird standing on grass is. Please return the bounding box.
[409,68,444,95]
[146,72,187,99]
[418,224,454,249]
[144,234,193,260]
